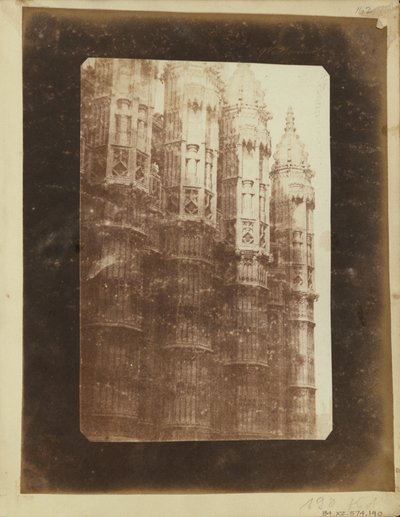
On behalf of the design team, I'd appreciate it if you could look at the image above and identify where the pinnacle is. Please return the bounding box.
[285,105,296,133]
[226,62,264,106]
[273,105,310,169]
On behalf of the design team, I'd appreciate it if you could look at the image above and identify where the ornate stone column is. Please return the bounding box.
[159,62,222,440]
[80,58,160,441]
[219,63,274,438]
[270,107,318,439]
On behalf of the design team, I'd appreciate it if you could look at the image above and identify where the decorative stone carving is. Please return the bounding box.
[184,188,199,215]
[188,99,202,113]
[259,222,268,249]
[205,149,213,190]
[243,138,255,152]
[307,268,313,288]
[307,234,313,263]
[111,148,129,177]
[293,273,303,286]
[242,220,255,245]
[291,192,304,205]
[135,152,147,182]
[204,191,212,219]
[117,98,131,110]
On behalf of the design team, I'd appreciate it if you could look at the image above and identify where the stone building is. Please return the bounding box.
[80,58,317,441]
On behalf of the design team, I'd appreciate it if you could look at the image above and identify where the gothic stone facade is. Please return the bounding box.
[80,59,318,441]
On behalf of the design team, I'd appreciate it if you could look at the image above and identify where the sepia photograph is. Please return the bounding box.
[9,0,397,502]
[79,58,331,442]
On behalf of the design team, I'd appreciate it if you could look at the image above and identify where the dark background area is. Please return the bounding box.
[22,7,393,493]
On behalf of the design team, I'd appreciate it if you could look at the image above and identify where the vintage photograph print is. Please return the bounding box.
[80,58,331,442]
[21,5,394,494]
